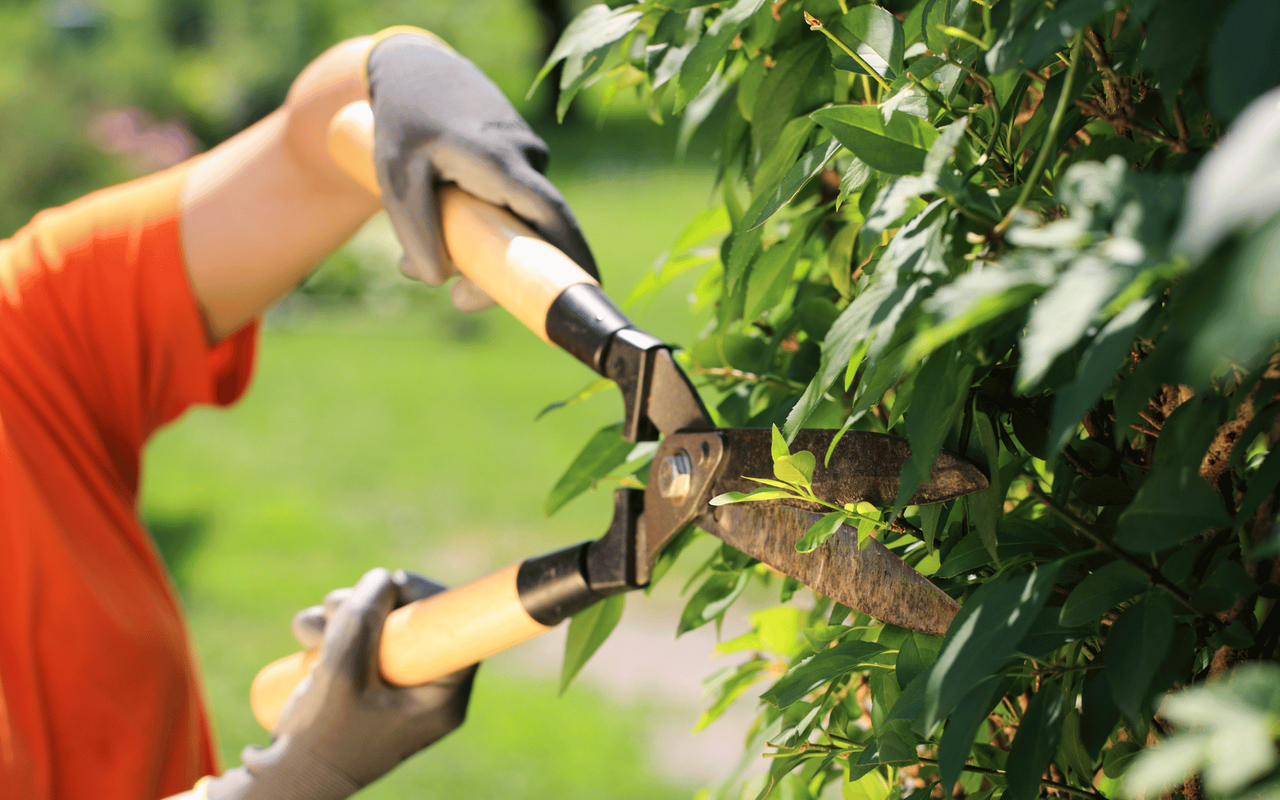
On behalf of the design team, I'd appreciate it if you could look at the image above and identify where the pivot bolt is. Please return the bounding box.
[658,450,693,500]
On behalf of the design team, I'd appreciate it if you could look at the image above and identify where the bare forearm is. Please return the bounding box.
[180,36,381,340]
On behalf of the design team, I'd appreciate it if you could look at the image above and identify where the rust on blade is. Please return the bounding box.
[699,502,960,636]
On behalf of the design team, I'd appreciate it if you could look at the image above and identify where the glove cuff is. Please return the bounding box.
[363,26,454,89]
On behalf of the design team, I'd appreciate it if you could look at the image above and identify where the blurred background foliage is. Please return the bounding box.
[1,0,594,237]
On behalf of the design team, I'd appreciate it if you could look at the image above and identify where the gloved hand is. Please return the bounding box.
[204,568,477,800]
[365,29,599,311]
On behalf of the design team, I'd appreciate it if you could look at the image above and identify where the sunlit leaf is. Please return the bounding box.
[811,104,940,175]
[1103,591,1175,723]
[1005,683,1065,800]
[560,593,625,692]
[544,423,635,516]
[1115,465,1234,552]
[677,0,769,103]
[795,512,849,553]
[921,561,1063,733]
[762,640,892,708]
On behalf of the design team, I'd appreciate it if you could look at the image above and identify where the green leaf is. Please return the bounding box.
[895,631,937,691]
[648,524,700,590]
[745,139,841,230]
[556,43,620,121]
[785,278,897,435]
[1060,709,1096,783]
[1017,257,1127,392]
[921,561,1063,733]
[967,408,1001,560]
[832,5,905,79]
[723,219,765,295]
[752,117,817,197]
[879,199,949,278]
[761,640,892,708]
[696,660,769,730]
[1208,0,1280,120]
[560,593,625,693]
[1184,213,1280,385]
[811,104,940,175]
[745,209,823,319]
[678,569,751,635]
[536,377,617,420]
[1140,0,1220,112]
[1005,682,1066,800]
[1081,670,1121,758]
[772,424,790,460]
[534,4,643,88]
[1122,735,1208,799]
[1142,664,1280,796]
[1059,560,1149,627]
[652,8,707,89]
[678,0,769,103]
[1115,465,1234,552]
[1176,86,1280,262]
[895,344,975,513]
[1240,447,1280,519]
[924,0,973,54]
[544,423,635,516]
[795,512,849,553]
[908,255,1054,363]
[1103,591,1175,723]
[986,0,1119,74]
[751,38,825,161]
[843,762,894,800]
[937,676,1008,792]
[837,158,873,210]
[710,487,798,505]
[1191,559,1257,614]
[1103,739,1143,778]
[775,450,817,486]
[1048,298,1153,455]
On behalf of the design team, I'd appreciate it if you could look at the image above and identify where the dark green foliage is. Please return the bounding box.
[542,1,1280,798]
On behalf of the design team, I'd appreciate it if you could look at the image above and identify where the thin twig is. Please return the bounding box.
[694,365,808,392]
[1075,100,1189,153]
[1028,484,1227,630]
[996,33,1085,234]
[916,756,1109,800]
[805,13,891,92]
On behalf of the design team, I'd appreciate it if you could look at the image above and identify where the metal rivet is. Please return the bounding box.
[658,449,693,500]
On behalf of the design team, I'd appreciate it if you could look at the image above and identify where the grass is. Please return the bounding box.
[141,147,725,799]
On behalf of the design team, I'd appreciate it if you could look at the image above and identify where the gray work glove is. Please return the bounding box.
[206,568,477,800]
[366,31,599,312]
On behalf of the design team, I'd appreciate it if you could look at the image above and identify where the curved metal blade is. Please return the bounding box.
[642,429,976,636]
[696,501,960,635]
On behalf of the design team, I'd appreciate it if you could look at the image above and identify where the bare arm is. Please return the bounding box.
[180,36,380,341]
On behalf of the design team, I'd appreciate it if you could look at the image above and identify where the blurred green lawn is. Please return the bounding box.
[141,129,725,799]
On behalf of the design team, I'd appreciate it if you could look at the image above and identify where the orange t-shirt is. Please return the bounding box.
[0,165,257,799]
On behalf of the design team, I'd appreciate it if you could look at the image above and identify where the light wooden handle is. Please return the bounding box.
[250,562,553,732]
[328,101,598,341]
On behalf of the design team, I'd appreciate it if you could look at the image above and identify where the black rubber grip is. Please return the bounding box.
[516,543,603,626]
[545,283,633,374]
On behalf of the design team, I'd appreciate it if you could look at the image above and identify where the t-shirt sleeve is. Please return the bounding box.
[0,164,258,458]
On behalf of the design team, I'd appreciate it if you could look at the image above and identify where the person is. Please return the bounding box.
[0,27,597,800]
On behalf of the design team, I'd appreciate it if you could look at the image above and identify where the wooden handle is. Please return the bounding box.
[250,562,553,732]
[328,101,598,341]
